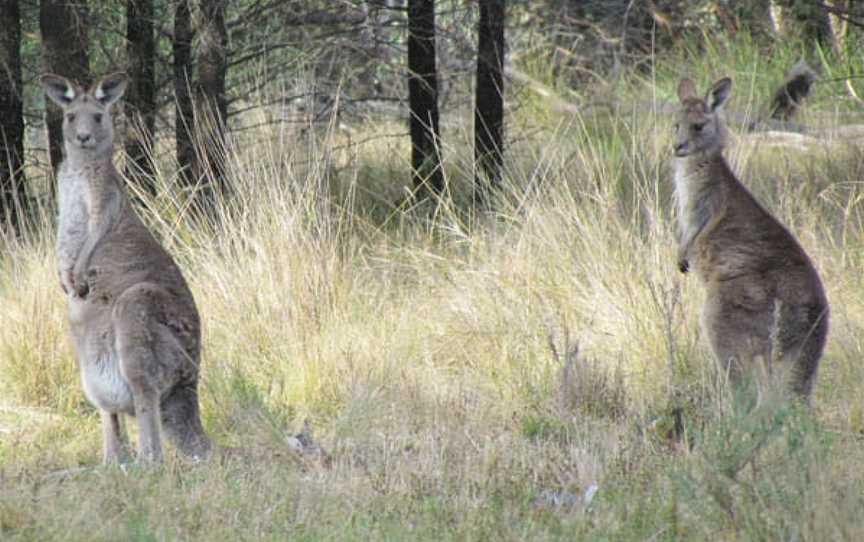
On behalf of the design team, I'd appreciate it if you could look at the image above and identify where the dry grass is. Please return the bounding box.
[3,43,864,540]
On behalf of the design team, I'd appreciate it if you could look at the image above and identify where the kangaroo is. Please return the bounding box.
[42,73,211,463]
[672,76,829,401]
[766,61,817,123]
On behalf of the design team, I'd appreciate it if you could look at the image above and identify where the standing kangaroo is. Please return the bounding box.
[672,76,829,401]
[42,73,211,463]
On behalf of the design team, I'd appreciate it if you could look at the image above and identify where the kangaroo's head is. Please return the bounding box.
[41,73,127,158]
[673,77,732,158]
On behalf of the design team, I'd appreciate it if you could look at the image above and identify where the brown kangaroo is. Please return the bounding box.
[42,73,211,463]
[672,76,829,401]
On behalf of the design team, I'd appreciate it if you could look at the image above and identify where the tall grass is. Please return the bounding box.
[2,35,864,540]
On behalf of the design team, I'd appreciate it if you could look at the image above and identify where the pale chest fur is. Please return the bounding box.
[673,159,698,238]
[55,158,119,266]
[57,162,99,228]
[55,163,92,271]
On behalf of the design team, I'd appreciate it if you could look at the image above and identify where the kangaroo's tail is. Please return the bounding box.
[767,60,818,122]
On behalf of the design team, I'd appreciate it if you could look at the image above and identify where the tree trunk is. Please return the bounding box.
[125,0,157,195]
[195,0,229,208]
[770,0,831,44]
[407,0,444,199]
[827,0,848,53]
[40,0,90,178]
[174,0,195,187]
[0,0,28,233]
[474,0,505,208]
[724,0,775,40]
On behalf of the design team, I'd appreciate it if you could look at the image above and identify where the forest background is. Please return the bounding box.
[2,1,864,540]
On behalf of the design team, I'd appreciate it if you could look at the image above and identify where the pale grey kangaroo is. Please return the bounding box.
[42,73,211,463]
[673,76,829,401]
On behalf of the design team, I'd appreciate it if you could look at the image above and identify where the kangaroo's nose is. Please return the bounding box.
[674,142,687,156]
[77,133,92,144]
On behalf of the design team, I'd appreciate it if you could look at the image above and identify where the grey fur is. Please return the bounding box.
[42,73,212,464]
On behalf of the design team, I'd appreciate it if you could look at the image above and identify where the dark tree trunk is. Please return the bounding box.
[774,0,832,44]
[474,0,505,208]
[195,0,229,207]
[40,0,90,178]
[407,0,443,199]
[173,0,195,187]
[0,0,29,233]
[125,0,157,195]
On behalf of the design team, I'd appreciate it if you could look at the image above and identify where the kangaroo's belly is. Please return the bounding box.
[69,296,134,414]
[81,352,134,414]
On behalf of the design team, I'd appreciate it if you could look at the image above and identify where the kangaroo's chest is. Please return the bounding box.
[672,163,691,226]
[57,162,118,239]
[673,163,710,242]
[57,164,92,218]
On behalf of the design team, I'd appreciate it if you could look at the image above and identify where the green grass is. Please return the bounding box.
[3,34,864,540]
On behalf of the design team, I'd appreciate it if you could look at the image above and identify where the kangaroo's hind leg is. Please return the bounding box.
[100,411,131,464]
[114,283,210,464]
[702,295,774,393]
[113,284,174,464]
[116,340,164,465]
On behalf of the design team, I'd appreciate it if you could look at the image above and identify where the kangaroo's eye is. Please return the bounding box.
[66,113,76,122]
[94,113,103,123]
[693,122,707,133]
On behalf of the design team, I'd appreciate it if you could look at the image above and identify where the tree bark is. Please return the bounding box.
[474,0,505,208]
[40,0,90,178]
[173,0,195,187]
[0,0,28,233]
[125,0,157,195]
[195,0,229,207]
[407,0,444,199]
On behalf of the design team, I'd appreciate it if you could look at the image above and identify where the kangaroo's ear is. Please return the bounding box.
[91,73,128,107]
[41,74,79,107]
[707,77,732,111]
[678,78,697,102]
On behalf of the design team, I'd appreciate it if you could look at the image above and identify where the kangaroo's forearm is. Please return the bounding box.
[72,193,120,294]
[57,221,88,292]
[74,219,111,275]
[677,198,721,274]
[677,221,705,273]
[57,187,89,274]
